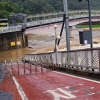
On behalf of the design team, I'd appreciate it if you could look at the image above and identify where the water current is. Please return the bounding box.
[0,24,100,63]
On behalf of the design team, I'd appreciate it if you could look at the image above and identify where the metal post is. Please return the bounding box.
[24,61,25,74]
[54,25,57,65]
[11,59,13,75]
[99,49,100,71]
[63,0,70,51]
[41,66,43,73]
[30,60,31,74]
[22,32,25,47]
[87,0,93,48]
[17,59,19,75]
[35,65,37,74]
[5,60,7,72]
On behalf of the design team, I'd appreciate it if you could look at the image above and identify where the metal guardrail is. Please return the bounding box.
[4,58,50,77]
[26,14,100,27]
[3,47,100,77]
[0,25,22,34]
[1,10,100,34]
[23,47,100,73]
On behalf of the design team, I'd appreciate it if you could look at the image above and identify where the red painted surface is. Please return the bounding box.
[3,64,100,100]
[15,70,100,100]
[0,77,21,100]
[25,22,62,34]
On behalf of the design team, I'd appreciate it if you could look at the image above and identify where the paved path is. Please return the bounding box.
[0,77,22,100]
[15,70,100,100]
[0,63,21,100]
[1,63,100,100]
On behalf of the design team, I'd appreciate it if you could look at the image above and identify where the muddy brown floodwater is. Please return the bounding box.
[0,23,100,63]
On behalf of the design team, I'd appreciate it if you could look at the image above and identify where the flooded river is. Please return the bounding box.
[0,23,100,63]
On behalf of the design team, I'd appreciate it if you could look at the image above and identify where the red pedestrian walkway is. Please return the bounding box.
[0,77,22,100]
[15,71,100,100]
[1,63,100,100]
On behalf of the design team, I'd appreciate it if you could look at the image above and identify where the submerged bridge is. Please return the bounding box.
[1,10,100,34]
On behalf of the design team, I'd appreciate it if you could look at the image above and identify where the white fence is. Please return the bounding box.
[23,47,100,72]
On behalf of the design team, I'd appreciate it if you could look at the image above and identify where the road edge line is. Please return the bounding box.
[12,76,28,100]
[53,71,100,84]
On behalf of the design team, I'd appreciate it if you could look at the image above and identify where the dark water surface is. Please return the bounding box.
[0,47,34,63]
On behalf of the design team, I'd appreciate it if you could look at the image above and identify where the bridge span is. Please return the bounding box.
[1,10,100,34]
[0,10,100,51]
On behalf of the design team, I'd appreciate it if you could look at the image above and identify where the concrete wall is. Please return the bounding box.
[0,31,28,51]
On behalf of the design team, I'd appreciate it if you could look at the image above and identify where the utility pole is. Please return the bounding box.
[87,0,93,48]
[63,0,70,51]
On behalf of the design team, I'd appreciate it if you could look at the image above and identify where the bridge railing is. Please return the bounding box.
[26,14,100,27]
[23,47,100,72]
[0,25,22,34]
[27,10,100,20]
[26,12,100,27]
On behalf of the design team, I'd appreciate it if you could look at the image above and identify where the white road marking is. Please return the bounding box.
[90,87,94,89]
[54,71,100,84]
[44,88,76,100]
[79,83,83,85]
[12,76,28,100]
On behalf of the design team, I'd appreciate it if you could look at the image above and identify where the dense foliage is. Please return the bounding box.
[0,0,100,18]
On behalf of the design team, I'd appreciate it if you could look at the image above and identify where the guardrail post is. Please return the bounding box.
[46,59,49,71]
[91,50,94,71]
[11,59,13,75]
[24,62,25,74]
[29,60,31,74]
[5,60,7,72]
[99,49,100,71]
[17,59,19,75]
[75,51,78,68]
[41,64,43,73]
[85,50,89,70]
[35,64,37,74]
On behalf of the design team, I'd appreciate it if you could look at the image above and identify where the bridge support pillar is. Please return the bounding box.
[22,32,25,47]
[0,31,28,51]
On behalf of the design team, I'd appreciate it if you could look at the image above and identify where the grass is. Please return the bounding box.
[76,24,100,28]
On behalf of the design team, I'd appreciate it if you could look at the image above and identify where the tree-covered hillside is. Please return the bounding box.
[0,0,100,18]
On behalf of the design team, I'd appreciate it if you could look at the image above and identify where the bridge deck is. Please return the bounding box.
[1,64,100,100]
[15,71,100,100]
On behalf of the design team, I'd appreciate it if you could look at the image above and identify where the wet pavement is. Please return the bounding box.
[0,77,22,100]
[1,63,100,100]
[0,63,5,83]
[15,70,100,100]
[0,25,100,99]
[0,63,14,100]
[0,89,13,100]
